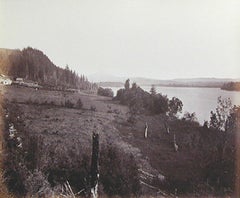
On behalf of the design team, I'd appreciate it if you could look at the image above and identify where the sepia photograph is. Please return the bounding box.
[0,0,240,197]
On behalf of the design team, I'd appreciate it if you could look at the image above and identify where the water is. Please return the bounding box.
[104,86,240,125]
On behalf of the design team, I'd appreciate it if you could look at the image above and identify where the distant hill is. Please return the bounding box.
[0,47,95,90]
[97,82,124,87]
[88,72,126,83]
[88,72,240,88]
[221,82,240,91]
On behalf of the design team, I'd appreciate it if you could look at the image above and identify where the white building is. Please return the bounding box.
[0,74,12,85]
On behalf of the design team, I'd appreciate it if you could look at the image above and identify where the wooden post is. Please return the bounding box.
[144,122,148,138]
[164,122,170,134]
[90,132,99,198]
[173,134,178,152]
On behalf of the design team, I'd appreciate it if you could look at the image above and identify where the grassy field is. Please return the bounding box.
[0,85,237,197]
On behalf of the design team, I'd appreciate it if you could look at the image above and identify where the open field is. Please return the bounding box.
[0,85,237,197]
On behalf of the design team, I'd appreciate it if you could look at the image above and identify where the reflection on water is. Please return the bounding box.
[106,86,240,125]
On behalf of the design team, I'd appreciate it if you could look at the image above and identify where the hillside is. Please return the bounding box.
[221,82,240,91]
[89,72,239,88]
[1,85,238,197]
[0,47,95,90]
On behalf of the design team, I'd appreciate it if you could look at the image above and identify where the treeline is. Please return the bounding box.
[0,47,96,90]
[221,82,240,91]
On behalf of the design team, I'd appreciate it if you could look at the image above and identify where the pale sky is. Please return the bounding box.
[1,0,240,79]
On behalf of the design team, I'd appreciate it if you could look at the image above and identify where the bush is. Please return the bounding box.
[24,170,51,195]
[149,93,169,114]
[169,97,183,116]
[90,105,96,111]
[100,146,140,196]
[182,112,198,123]
[65,100,74,108]
[76,98,83,109]
[97,87,114,97]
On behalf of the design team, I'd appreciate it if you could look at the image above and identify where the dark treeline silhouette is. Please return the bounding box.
[0,47,96,90]
[221,82,240,91]
[114,79,183,116]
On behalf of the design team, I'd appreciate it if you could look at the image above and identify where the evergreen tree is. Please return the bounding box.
[150,85,156,95]
[124,79,130,90]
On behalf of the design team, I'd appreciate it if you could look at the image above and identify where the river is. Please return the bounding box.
[105,86,240,125]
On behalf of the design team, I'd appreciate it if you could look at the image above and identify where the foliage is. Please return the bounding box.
[149,93,169,114]
[114,79,183,116]
[169,97,183,116]
[97,87,114,97]
[90,105,96,111]
[132,82,138,89]
[221,81,240,91]
[209,97,232,131]
[0,47,96,90]
[76,98,83,109]
[199,100,239,195]
[100,145,140,196]
[150,85,156,95]
[64,100,74,108]
[182,112,198,123]
[3,103,140,197]
[225,105,240,131]
[124,79,130,90]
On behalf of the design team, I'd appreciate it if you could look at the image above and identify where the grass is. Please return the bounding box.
[0,87,12,197]
[0,85,238,197]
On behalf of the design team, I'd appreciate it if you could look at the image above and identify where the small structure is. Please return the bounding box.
[15,77,24,84]
[0,74,12,85]
[14,78,41,89]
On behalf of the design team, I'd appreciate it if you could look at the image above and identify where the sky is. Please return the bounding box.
[1,0,240,80]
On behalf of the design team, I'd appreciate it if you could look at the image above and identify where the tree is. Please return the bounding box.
[150,93,169,114]
[209,97,232,131]
[150,85,156,96]
[169,97,183,116]
[128,96,144,123]
[225,105,240,132]
[202,101,239,194]
[131,82,137,90]
[76,98,83,109]
[124,79,130,90]
[182,112,198,123]
[97,87,114,97]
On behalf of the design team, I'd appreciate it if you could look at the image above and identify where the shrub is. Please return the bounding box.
[90,105,96,111]
[26,98,33,104]
[100,146,140,196]
[65,100,74,108]
[24,169,51,195]
[169,97,183,116]
[97,87,114,97]
[76,98,83,109]
[182,112,198,123]
[149,93,169,114]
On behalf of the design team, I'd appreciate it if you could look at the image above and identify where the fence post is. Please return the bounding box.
[90,132,99,198]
